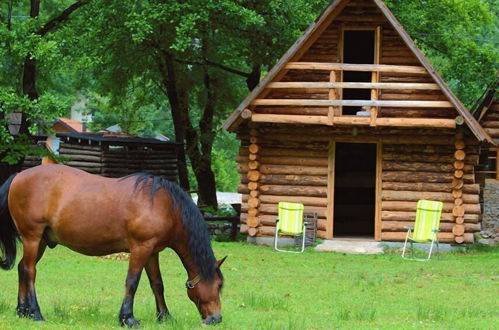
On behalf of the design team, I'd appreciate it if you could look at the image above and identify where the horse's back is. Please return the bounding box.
[8,165,154,255]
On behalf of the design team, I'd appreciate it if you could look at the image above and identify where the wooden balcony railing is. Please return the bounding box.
[247,62,457,129]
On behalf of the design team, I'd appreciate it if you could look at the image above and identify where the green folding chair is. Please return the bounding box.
[274,202,307,253]
[402,200,443,261]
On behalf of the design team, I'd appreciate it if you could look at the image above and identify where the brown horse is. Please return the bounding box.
[0,164,225,327]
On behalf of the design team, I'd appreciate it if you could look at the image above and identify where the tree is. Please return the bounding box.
[60,0,325,207]
[0,0,90,182]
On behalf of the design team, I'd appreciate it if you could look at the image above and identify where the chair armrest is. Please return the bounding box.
[403,226,413,231]
[303,222,308,225]
[432,229,440,233]
[275,218,279,223]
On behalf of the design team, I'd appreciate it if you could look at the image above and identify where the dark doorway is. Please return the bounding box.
[333,143,376,237]
[342,30,375,115]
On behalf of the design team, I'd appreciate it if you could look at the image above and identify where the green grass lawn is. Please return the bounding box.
[0,242,497,329]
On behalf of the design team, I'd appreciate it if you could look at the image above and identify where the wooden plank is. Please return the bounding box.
[266,82,440,90]
[326,140,335,239]
[375,142,382,241]
[251,114,456,128]
[285,62,427,74]
[251,99,453,108]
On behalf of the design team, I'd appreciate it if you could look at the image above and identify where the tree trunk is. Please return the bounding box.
[156,51,190,191]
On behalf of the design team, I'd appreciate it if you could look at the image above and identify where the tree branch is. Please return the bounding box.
[174,58,251,78]
[36,0,90,36]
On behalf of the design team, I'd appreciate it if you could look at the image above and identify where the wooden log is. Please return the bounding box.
[248,228,258,237]
[259,156,328,167]
[381,211,479,223]
[249,144,260,154]
[383,153,478,164]
[383,171,474,184]
[248,198,260,209]
[259,164,328,176]
[248,182,259,190]
[259,195,328,207]
[452,179,464,189]
[454,198,463,206]
[248,161,260,170]
[454,150,466,161]
[257,226,275,236]
[247,170,261,181]
[382,201,481,215]
[65,161,101,168]
[254,147,327,158]
[381,231,473,243]
[452,206,465,217]
[382,190,479,204]
[259,185,327,197]
[259,203,327,217]
[249,190,259,198]
[455,236,465,244]
[381,182,479,194]
[241,108,252,119]
[249,136,259,144]
[248,208,258,217]
[237,184,249,194]
[266,82,439,90]
[247,216,260,228]
[251,99,453,108]
[59,148,101,156]
[452,224,465,236]
[382,221,480,233]
[240,224,248,234]
[255,174,328,186]
[59,143,101,151]
[249,154,259,161]
[285,62,428,74]
[454,160,465,170]
[382,161,472,172]
[455,140,465,150]
[455,217,464,224]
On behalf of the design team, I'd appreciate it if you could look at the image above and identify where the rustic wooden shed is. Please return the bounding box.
[56,132,181,182]
[223,0,493,244]
[475,83,499,180]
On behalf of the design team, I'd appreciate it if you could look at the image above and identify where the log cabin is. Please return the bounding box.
[222,0,494,244]
[474,82,499,238]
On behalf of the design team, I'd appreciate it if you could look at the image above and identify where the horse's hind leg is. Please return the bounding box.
[145,253,169,322]
[17,239,47,321]
[119,246,152,328]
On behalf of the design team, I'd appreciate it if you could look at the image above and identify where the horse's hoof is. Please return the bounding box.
[157,310,171,323]
[120,316,140,328]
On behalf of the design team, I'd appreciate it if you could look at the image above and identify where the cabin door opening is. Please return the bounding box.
[342,30,375,115]
[333,142,376,237]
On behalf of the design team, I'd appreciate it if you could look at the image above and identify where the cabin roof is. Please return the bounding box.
[474,81,498,122]
[222,0,493,143]
[56,132,181,146]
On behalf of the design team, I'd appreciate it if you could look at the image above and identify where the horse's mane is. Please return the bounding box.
[122,173,217,281]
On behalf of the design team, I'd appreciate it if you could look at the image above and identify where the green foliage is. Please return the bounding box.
[385,0,498,106]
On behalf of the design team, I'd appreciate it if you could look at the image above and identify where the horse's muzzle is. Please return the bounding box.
[203,314,222,325]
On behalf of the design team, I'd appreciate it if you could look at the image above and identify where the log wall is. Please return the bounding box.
[57,136,179,182]
[236,123,481,243]
[254,0,459,121]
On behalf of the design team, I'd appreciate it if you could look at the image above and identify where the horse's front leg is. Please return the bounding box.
[119,246,152,328]
[145,253,170,322]
[17,239,46,321]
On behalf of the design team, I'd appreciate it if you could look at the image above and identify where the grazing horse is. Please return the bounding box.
[0,164,225,326]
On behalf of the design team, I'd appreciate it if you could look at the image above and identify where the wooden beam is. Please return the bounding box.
[251,114,456,128]
[285,62,427,74]
[266,82,440,90]
[251,99,453,108]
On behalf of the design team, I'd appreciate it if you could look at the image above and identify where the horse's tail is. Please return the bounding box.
[0,173,19,270]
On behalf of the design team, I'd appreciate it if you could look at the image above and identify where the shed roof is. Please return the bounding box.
[56,132,180,146]
[222,0,492,143]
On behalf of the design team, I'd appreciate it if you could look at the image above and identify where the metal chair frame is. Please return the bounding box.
[274,219,307,253]
[402,227,440,261]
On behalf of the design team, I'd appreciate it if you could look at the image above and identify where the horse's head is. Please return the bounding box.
[186,257,226,325]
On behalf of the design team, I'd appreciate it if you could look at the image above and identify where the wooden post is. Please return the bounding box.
[247,127,261,236]
[453,132,466,244]
[370,26,381,127]
[496,149,499,180]
[326,140,335,238]
[328,71,340,124]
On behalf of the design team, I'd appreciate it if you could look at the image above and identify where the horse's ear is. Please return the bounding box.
[215,256,227,268]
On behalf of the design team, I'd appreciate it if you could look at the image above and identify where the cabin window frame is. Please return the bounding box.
[338,25,381,118]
